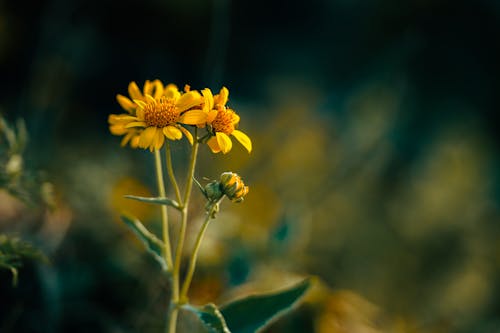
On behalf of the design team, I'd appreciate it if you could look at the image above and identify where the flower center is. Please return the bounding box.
[212,108,235,135]
[143,97,179,127]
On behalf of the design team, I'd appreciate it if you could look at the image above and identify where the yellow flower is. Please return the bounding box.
[114,83,207,152]
[110,80,164,148]
[203,87,252,154]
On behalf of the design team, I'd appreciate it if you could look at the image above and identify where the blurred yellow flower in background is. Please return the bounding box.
[109,177,153,223]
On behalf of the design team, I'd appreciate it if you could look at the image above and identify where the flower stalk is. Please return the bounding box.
[180,199,221,302]
[168,128,199,333]
[111,81,251,333]
[154,150,173,271]
[165,141,182,204]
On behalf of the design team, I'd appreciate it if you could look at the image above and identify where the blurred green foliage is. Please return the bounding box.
[0,114,49,289]
[0,234,47,286]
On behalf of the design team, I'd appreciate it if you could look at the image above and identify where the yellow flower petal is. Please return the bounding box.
[230,110,240,125]
[163,125,182,140]
[179,126,193,145]
[164,84,180,100]
[116,94,136,113]
[216,132,232,154]
[179,110,207,125]
[231,130,252,153]
[120,131,135,146]
[152,80,164,99]
[207,136,221,153]
[153,129,165,150]
[131,135,140,148]
[109,114,137,122]
[143,79,164,99]
[206,110,218,124]
[176,91,203,111]
[136,107,145,120]
[145,94,156,104]
[139,127,157,149]
[143,80,153,96]
[133,99,147,109]
[128,81,143,100]
[215,87,229,106]
[201,88,214,112]
[110,124,127,135]
[125,121,147,128]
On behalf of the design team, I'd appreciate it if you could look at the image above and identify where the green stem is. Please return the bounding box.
[165,141,182,204]
[180,202,218,301]
[167,305,178,333]
[154,149,173,270]
[168,128,200,333]
[183,127,199,206]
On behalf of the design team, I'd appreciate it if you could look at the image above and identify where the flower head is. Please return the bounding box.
[219,172,249,202]
[202,87,252,154]
[109,82,207,151]
[109,80,164,148]
[203,172,249,203]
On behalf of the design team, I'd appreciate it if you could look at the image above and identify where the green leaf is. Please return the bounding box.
[120,215,168,271]
[183,303,231,333]
[220,278,311,333]
[124,195,180,209]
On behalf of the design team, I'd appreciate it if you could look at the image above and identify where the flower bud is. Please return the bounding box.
[219,172,249,202]
[204,180,223,202]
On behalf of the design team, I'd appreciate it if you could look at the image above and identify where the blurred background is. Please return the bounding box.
[1,0,500,332]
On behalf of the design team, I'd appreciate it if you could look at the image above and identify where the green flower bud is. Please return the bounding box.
[204,180,223,202]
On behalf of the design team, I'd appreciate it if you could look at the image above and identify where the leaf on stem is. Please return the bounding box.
[220,278,312,333]
[124,195,180,209]
[120,214,168,271]
[183,303,231,333]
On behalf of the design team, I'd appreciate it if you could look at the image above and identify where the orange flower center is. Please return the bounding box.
[143,97,179,127]
[212,108,236,135]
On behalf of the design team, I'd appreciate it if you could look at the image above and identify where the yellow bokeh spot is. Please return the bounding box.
[109,177,154,224]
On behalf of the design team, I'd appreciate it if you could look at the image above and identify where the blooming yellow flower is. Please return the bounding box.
[111,82,207,151]
[109,80,165,148]
[202,87,252,154]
